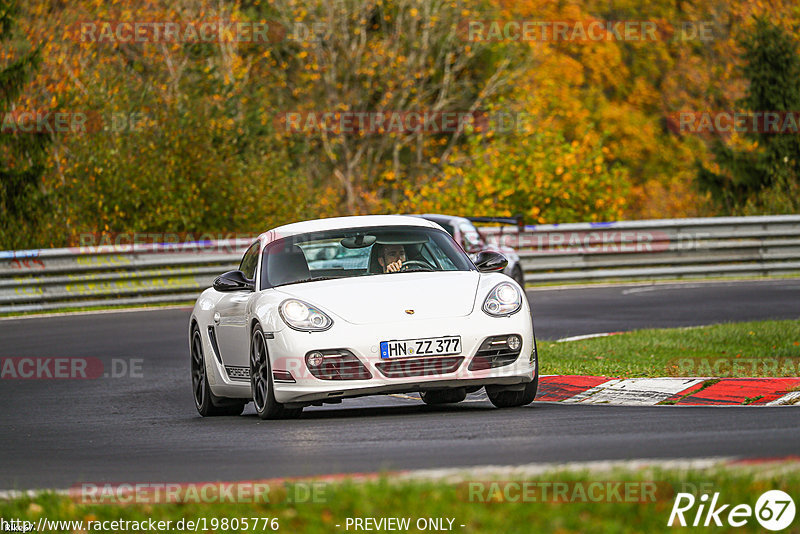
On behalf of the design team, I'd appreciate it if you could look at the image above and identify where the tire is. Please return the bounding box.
[250,324,303,420]
[486,373,539,408]
[190,325,246,416]
[420,388,467,405]
[512,264,525,288]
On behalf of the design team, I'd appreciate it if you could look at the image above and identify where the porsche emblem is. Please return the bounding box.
[405,309,415,315]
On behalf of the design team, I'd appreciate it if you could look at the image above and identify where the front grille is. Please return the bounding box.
[225,366,250,381]
[376,356,464,378]
[307,350,372,380]
[468,335,522,370]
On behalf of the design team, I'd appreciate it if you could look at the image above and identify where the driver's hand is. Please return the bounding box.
[386,259,403,273]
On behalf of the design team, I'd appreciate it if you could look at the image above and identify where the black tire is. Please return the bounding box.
[512,264,525,287]
[250,324,303,420]
[420,388,467,405]
[190,325,246,416]
[486,373,539,408]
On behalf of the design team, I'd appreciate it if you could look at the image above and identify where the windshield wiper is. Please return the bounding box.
[276,276,343,287]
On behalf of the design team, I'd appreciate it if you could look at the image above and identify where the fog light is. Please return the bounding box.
[507,335,521,351]
[306,351,324,367]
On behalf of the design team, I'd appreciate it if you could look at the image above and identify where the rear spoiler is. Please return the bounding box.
[467,216,525,232]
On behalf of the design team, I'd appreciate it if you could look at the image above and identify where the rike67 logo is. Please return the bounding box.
[668,490,795,530]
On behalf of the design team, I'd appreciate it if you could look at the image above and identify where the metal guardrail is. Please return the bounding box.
[0,240,252,314]
[481,215,800,283]
[1,215,799,313]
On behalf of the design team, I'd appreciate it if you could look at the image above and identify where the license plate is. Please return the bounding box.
[380,336,461,358]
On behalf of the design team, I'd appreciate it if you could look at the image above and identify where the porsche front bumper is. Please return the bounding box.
[206,311,536,405]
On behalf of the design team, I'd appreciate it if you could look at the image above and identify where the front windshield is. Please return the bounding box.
[260,225,475,289]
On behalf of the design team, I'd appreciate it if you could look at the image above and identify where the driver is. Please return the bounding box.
[377,243,407,273]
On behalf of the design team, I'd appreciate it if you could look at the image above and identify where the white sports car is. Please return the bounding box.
[189,215,538,418]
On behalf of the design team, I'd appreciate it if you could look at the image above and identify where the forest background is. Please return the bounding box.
[2,0,799,249]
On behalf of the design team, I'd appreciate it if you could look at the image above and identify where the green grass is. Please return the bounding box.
[540,319,800,377]
[1,465,797,534]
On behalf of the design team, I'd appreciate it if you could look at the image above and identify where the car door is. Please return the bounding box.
[214,242,259,368]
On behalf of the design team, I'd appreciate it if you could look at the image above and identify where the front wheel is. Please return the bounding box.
[486,373,539,408]
[250,324,302,420]
[190,325,246,416]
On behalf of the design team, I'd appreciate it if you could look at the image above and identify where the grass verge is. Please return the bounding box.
[540,319,800,377]
[1,464,798,534]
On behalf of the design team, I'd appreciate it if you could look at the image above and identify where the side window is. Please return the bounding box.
[239,242,260,281]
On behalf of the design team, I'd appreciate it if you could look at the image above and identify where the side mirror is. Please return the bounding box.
[474,251,508,273]
[213,270,254,292]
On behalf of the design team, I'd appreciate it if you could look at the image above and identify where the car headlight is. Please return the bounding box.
[482,282,522,317]
[279,299,333,331]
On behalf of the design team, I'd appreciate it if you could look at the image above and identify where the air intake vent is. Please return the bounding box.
[376,356,463,378]
[306,350,372,380]
[207,327,223,364]
[468,335,522,370]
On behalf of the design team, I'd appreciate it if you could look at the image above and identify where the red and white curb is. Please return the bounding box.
[538,376,800,406]
[392,376,800,405]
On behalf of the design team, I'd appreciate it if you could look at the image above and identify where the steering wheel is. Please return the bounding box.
[400,260,434,272]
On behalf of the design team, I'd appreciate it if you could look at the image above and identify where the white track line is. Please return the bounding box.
[555,332,625,343]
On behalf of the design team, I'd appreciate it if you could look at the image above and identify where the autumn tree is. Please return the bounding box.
[0,0,47,249]
[263,0,521,214]
[697,16,800,213]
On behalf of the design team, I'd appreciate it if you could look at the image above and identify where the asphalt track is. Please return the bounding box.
[1,279,798,490]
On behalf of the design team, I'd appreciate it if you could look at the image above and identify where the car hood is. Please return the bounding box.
[275,271,480,325]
